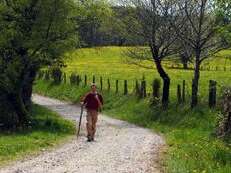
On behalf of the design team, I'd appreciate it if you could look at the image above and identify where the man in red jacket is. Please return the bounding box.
[82,83,103,142]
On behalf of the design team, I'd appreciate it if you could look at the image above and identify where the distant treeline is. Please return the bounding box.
[76,4,144,47]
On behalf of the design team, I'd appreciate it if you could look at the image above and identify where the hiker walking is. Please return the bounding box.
[81,83,103,142]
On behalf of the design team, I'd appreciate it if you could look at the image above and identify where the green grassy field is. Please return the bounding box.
[34,46,231,173]
[64,46,231,101]
[0,105,75,166]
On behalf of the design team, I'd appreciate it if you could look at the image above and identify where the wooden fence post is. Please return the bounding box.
[209,80,217,108]
[100,77,103,91]
[116,80,119,93]
[143,80,146,97]
[135,80,140,96]
[182,80,186,103]
[177,84,182,104]
[124,80,128,95]
[93,75,96,83]
[84,75,87,87]
[152,79,161,98]
[76,75,81,86]
[70,73,74,85]
[107,79,110,91]
[141,80,146,98]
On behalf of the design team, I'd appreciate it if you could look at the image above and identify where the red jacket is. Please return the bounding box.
[83,92,103,111]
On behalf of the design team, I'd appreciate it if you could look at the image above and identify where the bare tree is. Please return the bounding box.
[177,28,194,69]
[175,0,225,108]
[122,0,179,108]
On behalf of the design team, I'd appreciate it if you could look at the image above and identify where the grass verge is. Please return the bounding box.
[0,104,75,166]
[34,79,231,173]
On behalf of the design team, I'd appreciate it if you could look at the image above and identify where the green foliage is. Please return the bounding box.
[74,0,142,46]
[50,67,62,84]
[37,70,44,80]
[0,104,75,165]
[215,0,231,47]
[69,73,81,85]
[75,0,113,47]
[216,87,231,138]
[44,71,50,81]
[0,0,78,128]
[215,0,231,23]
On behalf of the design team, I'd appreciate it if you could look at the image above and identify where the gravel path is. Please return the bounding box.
[0,95,165,173]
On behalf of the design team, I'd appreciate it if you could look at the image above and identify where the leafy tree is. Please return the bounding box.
[174,0,225,107]
[105,6,144,46]
[215,0,231,46]
[0,0,77,128]
[75,0,113,47]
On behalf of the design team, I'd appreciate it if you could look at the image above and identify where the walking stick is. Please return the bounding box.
[77,104,84,139]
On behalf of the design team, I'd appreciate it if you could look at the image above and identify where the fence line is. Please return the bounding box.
[37,70,220,107]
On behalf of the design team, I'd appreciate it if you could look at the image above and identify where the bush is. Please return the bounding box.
[216,87,231,137]
[44,71,50,80]
[51,67,62,84]
[70,73,77,85]
[69,73,81,85]
[37,70,44,79]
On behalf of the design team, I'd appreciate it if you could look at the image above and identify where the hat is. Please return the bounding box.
[91,83,97,87]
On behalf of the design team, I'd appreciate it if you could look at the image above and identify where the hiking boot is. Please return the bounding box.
[87,136,93,142]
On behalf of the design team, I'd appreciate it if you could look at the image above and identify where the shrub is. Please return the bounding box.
[70,73,77,85]
[51,67,62,84]
[37,70,44,79]
[44,71,50,80]
[216,87,231,137]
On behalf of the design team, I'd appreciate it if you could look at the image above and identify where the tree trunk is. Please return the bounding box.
[18,66,37,125]
[155,59,170,108]
[22,69,37,110]
[183,62,188,69]
[191,53,201,108]
[10,91,29,127]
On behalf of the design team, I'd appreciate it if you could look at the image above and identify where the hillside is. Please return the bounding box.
[34,46,231,173]
[63,46,231,100]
